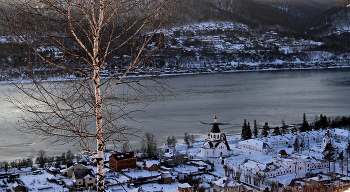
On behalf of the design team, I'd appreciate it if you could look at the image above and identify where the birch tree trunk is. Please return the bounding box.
[1,0,177,191]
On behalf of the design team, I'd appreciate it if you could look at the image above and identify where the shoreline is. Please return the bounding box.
[1,65,350,85]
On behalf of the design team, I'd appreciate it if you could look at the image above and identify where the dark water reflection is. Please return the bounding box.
[1,68,350,160]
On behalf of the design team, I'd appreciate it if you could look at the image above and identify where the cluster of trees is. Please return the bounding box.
[0,158,33,172]
[241,113,350,139]
[241,119,252,140]
[35,150,75,168]
[321,140,350,173]
[0,149,75,172]
[241,119,288,140]
[139,133,158,158]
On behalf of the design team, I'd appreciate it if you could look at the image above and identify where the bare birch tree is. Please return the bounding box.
[1,0,177,191]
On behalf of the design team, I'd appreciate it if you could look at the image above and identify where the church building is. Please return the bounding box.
[200,115,230,157]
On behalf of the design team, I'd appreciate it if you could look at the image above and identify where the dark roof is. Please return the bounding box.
[110,152,135,161]
[278,150,288,156]
[73,169,94,180]
[211,123,221,133]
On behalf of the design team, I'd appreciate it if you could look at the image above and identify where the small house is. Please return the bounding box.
[65,163,89,177]
[178,183,192,192]
[72,169,95,188]
[213,177,244,192]
[159,172,174,184]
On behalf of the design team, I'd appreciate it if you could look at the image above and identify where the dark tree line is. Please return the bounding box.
[240,113,350,139]
[0,149,75,171]
[311,114,350,130]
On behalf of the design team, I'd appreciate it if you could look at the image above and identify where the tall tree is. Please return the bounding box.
[247,122,252,140]
[241,119,248,140]
[322,142,336,172]
[262,122,270,137]
[293,137,300,153]
[1,0,177,191]
[320,114,328,130]
[36,150,47,168]
[241,119,251,140]
[300,113,309,132]
[253,119,258,138]
[184,133,194,148]
[273,126,281,136]
[167,136,177,149]
[141,133,158,158]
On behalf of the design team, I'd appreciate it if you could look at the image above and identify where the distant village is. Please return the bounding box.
[1,22,350,82]
[1,115,350,192]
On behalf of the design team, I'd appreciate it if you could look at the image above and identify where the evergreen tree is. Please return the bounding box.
[300,113,309,132]
[273,126,281,136]
[322,142,336,172]
[262,122,270,137]
[293,137,300,153]
[314,115,321,130]
[247,122,252,140]
[320,114,328,130]
[253,120,258,138]
[241,119,248,140]
[241,119,251,140]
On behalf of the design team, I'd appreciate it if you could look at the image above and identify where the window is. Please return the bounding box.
[89,178,92,181]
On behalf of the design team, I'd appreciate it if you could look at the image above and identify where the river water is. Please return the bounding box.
[1,68,350,161]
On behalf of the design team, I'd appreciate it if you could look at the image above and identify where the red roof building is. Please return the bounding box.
[109,152,137,171]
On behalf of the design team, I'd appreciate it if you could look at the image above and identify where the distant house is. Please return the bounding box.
[178,183,192,192]
[109,152,137,171]
[238,139,272,155]
[72,169,95,188]
[65,163,89,177]
[159,172,175,184]
[161,152,187,167]
[213,177,244,192]
[137,160,159,172]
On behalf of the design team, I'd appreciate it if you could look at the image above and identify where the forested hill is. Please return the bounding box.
[170,0,298,30]
[169,0,350,35]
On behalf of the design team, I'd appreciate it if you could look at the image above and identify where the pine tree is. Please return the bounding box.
[320,114,328,130]
[293,137,300,153]
[247,122,252,140]
[262,122,270,137]
[300,113,309,132]
[273,126,281,136]
[253,120,258,138]
[241,119,251,140]
[322,142,336,172]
